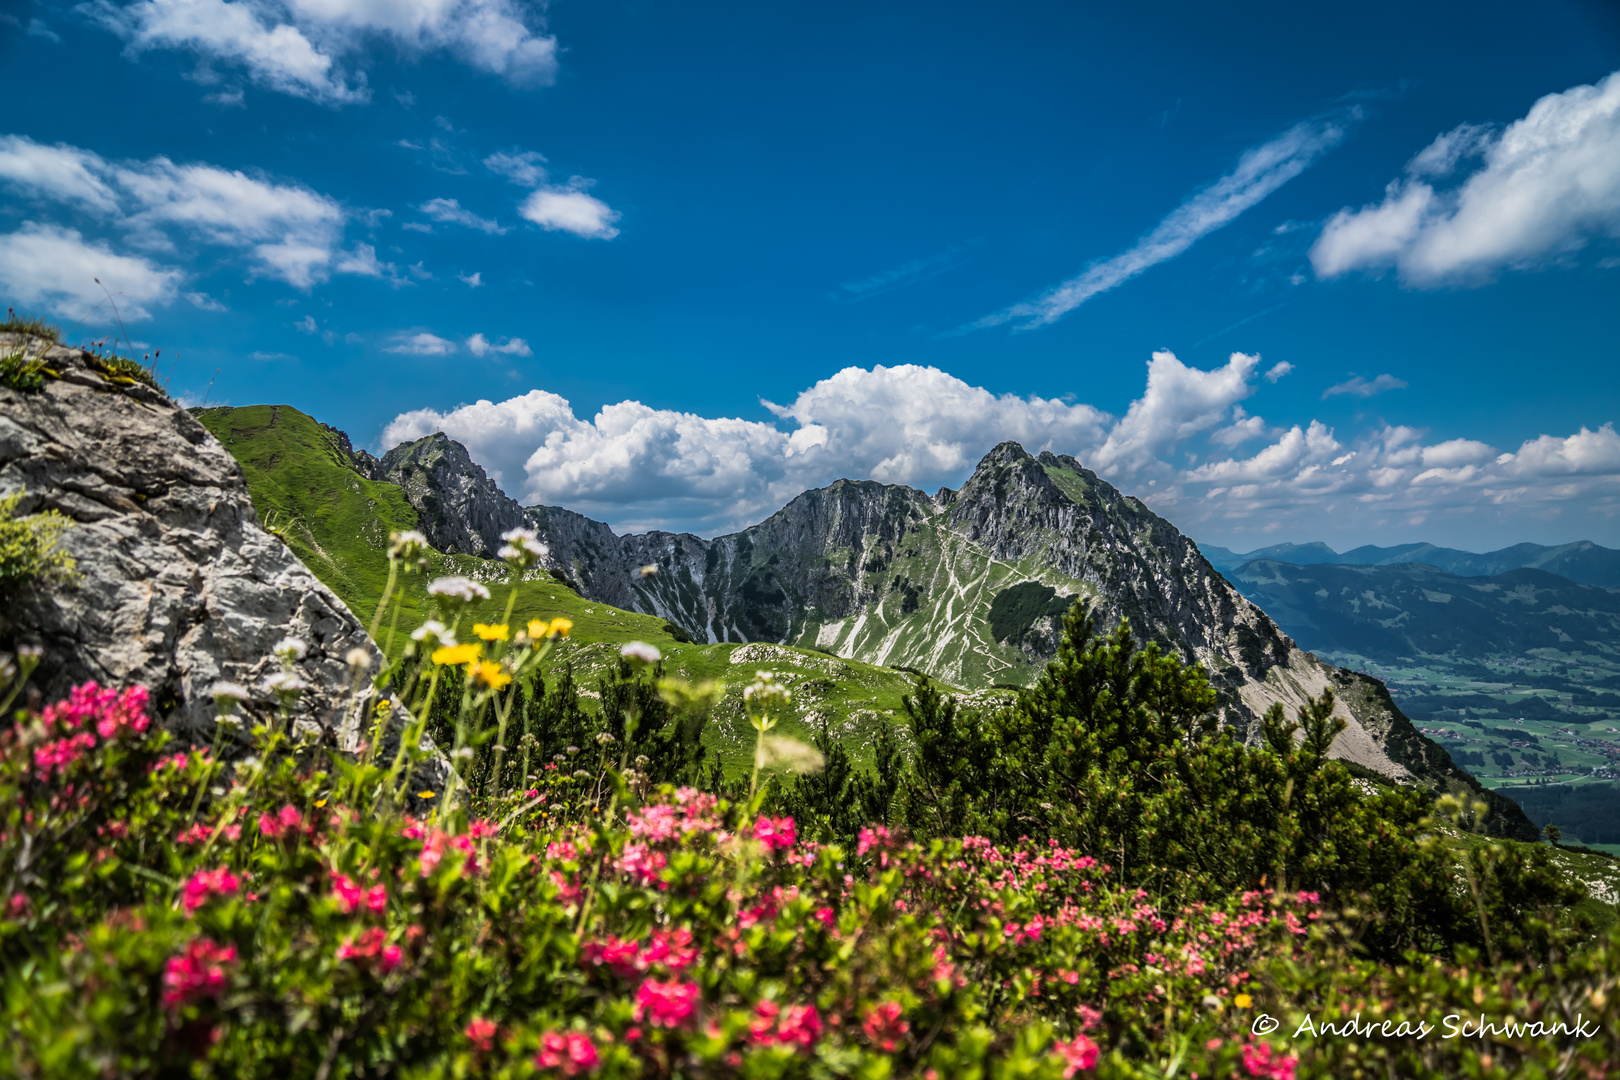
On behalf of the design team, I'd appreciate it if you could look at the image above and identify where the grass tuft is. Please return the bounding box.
[0,307,60,342]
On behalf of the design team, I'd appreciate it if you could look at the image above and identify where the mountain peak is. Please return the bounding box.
[379,432,527,557]
[975,440,1037,470]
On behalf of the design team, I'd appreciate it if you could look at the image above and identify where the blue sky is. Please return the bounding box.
[3,0,1619,549]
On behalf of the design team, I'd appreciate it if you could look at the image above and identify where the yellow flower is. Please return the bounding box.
[1234,993,1253,1009]
[473,623,509,642]
[527,617,572,641]
[470,660,513,690]
[417,790,436,799]
[314,798,327,808]
[431,643,481,666]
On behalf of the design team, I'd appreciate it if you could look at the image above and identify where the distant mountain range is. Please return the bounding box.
[1224,561,1620,661]
[1199,537,1620,826]
[1201,539,1620,588]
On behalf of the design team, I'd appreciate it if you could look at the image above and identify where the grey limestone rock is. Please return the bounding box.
[0,333,395,746]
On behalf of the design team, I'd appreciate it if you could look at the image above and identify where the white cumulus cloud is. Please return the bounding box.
[86,0,558,104]
[0,132,375,293]
[1312,68,1620,285]
[380,354,1620,543]
[518,182,620,240]
[466,332,530,357]
[0,223,181,320]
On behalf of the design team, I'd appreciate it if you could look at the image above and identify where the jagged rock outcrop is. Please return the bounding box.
[380,433,529,557]
[0,334,396,745]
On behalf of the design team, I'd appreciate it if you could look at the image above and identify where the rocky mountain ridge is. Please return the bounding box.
[376,427,1522,820]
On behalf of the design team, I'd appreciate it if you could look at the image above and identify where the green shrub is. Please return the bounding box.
[0,345,47,393]
[896,605,1589,960]
[0,490,76,587]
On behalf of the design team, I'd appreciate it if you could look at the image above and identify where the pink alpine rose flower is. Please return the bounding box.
[465,1017,498,1053]
[862,1000,910,1051]
[752,815,797,852]
[536,1031,600,1075]
[181,867,241,915]
[1054,1033,1100,1075]
[162,938,235,1009]
[634,978,700,1028]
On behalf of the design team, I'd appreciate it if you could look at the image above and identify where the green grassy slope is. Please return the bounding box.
[194,405,961,777]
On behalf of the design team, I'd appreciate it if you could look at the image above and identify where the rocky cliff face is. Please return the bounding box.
[0,334,396,745]
[379,433,529,557]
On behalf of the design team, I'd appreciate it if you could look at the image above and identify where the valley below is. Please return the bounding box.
[1208,546,1620,851]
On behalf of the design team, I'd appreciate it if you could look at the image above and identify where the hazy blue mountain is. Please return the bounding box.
[1225,561,1620,660]
[1201,539,1620,588]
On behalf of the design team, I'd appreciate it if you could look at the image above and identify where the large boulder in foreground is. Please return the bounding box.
[0,334,387,743]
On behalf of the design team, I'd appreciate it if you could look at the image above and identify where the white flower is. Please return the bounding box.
[497,527,549,566]
[272,637,308,662]
[389,530,429,559]
[411,619,455,646]
[427,576,491,605]
[210,680,250,703]
[620,641,662,665]
[744,671,790,705]
[261,671,310,698]
[345,647,372,671]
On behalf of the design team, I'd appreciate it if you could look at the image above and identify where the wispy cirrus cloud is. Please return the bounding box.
[386,331,458,356]
[417,197,506,235]
[969,113,1355,332]
[1322,373,1407,399]
[833,240,983,302]
[466,332,530,357]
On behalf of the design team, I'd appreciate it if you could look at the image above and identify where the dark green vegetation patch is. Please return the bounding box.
[1507,781,1620,847]
[988,580,1077,645]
